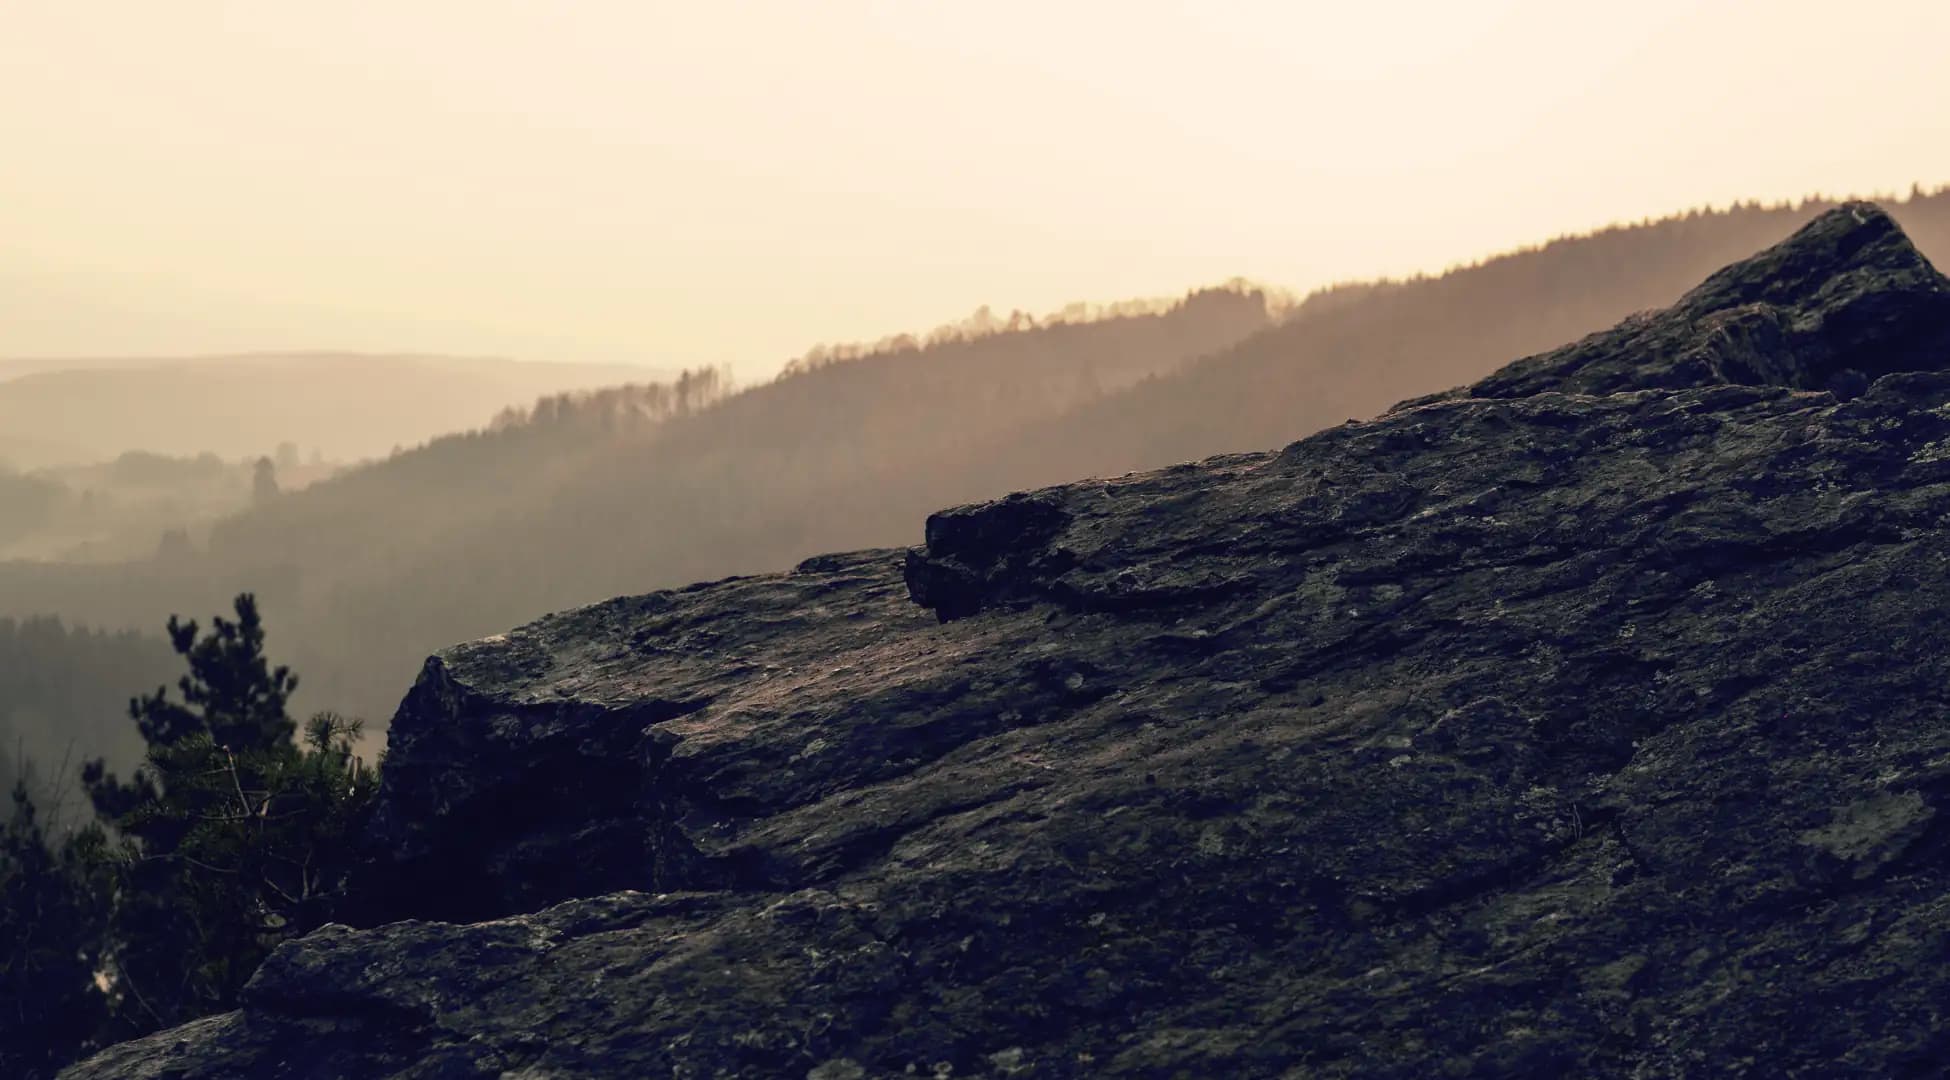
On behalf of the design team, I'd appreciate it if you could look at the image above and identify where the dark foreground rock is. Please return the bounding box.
[67,205,1950,1078]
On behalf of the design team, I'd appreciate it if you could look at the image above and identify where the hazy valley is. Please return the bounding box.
[6,190,1950,773]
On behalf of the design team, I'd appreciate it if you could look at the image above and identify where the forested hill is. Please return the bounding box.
[3,190,1949,733]
[0,617,178,803]
[1002,189,1950,478]
[0,288,1274,722]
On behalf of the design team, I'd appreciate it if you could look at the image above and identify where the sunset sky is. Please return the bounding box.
[4,0,1948,377]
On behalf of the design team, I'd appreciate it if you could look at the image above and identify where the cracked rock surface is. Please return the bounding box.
[67,205,1950,1078]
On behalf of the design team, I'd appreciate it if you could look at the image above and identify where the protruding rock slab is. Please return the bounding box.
[68,206,1950,1077]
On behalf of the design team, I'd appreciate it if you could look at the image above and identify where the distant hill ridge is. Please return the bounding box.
[2,350,520,373]
[2,187,1948,730]
[1003,189,1950,477]
[0,352,674,468]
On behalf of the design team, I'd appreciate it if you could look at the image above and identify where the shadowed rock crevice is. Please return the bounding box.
[66,205,1950,1078]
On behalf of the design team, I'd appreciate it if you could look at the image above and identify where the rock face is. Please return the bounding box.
[68,205,1950,1078]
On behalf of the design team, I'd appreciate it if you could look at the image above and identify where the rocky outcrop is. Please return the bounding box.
[67,205,1950,1078]
[1438,201,1950,401]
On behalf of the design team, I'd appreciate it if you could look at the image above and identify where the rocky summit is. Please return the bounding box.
[68,205,1950,1078]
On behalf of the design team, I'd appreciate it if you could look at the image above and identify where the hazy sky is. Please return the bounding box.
[4,1,1948,377]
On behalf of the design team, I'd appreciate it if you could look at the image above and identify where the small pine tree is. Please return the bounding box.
[82,594,376,1034]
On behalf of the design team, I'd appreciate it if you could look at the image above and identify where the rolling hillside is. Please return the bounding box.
[5,190,1949,732]
[1007,190,1950,478]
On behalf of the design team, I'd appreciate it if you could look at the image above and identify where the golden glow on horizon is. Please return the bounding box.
[3,0,1948,375]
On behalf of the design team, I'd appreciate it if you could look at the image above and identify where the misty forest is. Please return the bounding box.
[12,184,1950,1077]
[10,191,1950,761]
